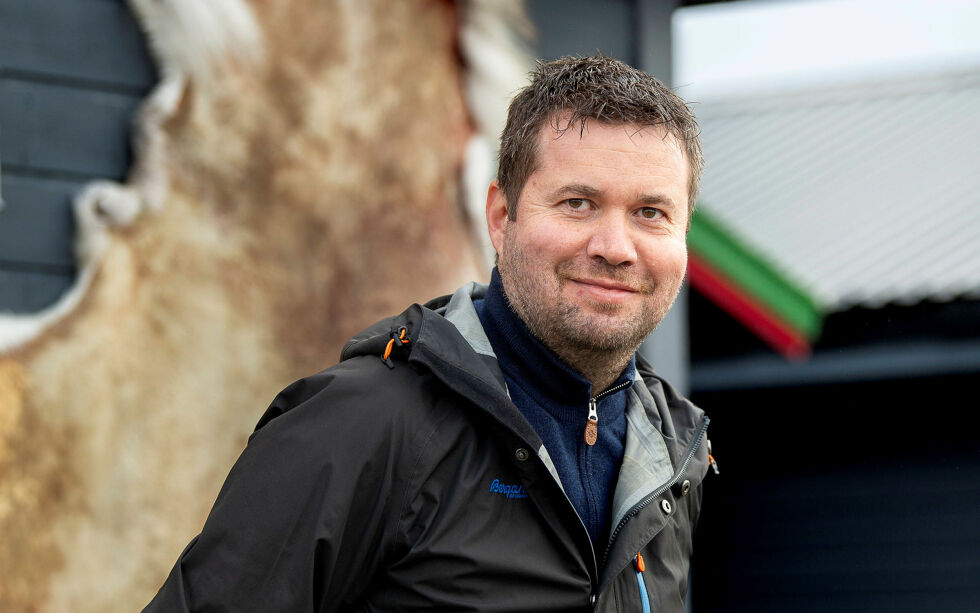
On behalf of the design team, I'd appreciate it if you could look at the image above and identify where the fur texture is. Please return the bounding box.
[0,1,528,610]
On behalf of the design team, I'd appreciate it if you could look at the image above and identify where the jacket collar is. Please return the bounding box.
[411,288,544,446]
[341,283,703,460]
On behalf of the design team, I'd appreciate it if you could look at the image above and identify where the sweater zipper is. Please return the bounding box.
[600,416,710,569]
[584,380,632,446]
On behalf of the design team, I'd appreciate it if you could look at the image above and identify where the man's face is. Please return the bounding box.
[486,119,690,356]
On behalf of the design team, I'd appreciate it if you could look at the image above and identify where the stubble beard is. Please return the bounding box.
[498,234,683,380]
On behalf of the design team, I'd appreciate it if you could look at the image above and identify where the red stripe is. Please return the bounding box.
[689,255,810,359]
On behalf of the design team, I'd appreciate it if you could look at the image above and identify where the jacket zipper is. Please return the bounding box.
[584,380,632,446]
[600,416,710,569]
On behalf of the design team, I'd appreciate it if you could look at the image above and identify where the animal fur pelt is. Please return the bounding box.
[0,1,529,610]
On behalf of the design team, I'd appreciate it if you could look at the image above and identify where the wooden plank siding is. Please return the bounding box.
[0,0,155,312]
[1,78,143,178]
[0,0,156,92]
[0,268,75,313]
[0,174,80,268]
[691,371,980,612]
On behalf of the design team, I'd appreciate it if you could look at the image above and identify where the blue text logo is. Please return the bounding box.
[489,479,528,499]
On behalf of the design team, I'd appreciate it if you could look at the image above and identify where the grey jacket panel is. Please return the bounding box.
[611,383,676,533]
[442,281,494,358]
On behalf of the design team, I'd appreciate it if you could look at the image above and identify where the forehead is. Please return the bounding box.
[530,117,689,187]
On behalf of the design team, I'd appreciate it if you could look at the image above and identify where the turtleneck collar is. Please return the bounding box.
[474,268,636,422]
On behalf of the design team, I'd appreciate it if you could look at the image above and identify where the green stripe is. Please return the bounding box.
[688,207,823,338]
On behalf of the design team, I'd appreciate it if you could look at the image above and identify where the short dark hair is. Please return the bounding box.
[497,55,703,219]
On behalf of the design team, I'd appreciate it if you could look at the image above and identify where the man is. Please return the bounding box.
[146,55,711,612]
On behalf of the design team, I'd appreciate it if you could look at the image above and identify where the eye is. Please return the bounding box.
[565,198,590,210]
[638,207,664,220]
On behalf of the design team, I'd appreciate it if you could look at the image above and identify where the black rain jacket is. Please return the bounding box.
[144,282,711,612]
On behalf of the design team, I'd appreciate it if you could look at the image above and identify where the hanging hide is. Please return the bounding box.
[0,0,529,610]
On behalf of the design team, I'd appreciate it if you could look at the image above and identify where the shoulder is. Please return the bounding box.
[635,354,706,439]
[251,354,450,451]
[246,299,499,475]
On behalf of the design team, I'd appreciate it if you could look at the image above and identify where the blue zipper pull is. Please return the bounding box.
[634,553,651,613]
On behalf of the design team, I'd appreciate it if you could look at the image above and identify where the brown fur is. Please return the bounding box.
[0,1,489,610]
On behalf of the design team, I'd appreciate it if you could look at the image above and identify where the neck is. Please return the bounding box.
[541,341,635,394]
[476,268,636,401]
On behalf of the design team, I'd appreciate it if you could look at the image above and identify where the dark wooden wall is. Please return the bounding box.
[691,372,980,613]
[0,0,155,312]
[526,0,635,64]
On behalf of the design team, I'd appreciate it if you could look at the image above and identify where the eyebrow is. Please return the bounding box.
[548,183,602,201]
[549,183,679,210]
[637,194,678,210]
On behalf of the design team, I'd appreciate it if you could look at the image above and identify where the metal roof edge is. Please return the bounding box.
[690,66,980,117]
[691,337,980,392]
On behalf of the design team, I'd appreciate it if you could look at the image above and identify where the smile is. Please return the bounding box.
[569,278,639,301]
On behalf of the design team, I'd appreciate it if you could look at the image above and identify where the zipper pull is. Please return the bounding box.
[584,398,598,446]
[707,439,719,475]
[634,553,652,613]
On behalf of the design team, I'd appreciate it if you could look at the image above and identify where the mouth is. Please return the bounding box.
[568,277,639,301]
[572,278,638,292]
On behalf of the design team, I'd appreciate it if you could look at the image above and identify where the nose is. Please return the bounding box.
[586,214,637,266]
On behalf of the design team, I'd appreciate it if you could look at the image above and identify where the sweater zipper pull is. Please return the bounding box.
[584,398,598,446]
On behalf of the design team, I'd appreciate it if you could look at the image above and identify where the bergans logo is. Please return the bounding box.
[489,479,528,499]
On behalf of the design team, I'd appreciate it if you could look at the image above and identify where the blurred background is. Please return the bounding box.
[1,0,978,611]
[531,1,980,610]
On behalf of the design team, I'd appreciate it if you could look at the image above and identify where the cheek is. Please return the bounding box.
[527,224,587,260]
[640,239,688,275]
[510,231,565,266]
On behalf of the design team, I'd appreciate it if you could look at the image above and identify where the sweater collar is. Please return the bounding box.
[475,268,636,418]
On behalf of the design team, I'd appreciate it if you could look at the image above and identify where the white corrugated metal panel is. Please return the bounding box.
[695,69,980,311]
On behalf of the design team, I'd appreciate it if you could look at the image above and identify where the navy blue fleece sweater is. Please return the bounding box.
[473,269,634,547]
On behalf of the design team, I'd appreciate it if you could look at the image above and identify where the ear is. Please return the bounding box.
[485,180,509,256]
